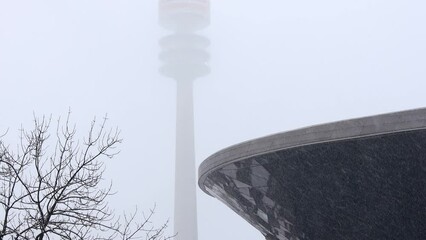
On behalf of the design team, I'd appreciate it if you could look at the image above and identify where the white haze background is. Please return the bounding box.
[1,1,426,239]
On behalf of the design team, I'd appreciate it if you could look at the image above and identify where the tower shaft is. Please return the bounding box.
[174,79,197,240]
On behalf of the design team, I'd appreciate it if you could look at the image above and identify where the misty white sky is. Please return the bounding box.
[1,1,426,239]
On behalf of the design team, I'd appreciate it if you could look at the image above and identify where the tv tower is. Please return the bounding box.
[159,1,210,240]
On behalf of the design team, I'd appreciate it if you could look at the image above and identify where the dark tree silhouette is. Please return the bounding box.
[0,114,170,240]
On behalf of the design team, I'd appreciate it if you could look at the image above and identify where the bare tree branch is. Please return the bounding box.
[0,113,171,240]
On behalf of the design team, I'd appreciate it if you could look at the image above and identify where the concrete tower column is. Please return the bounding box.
[159,1,210,240]
[174,77,197,240]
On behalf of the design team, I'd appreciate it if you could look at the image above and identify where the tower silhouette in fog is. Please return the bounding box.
[159,1,210,240]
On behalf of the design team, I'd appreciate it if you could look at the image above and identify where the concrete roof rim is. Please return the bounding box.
[198,107,426,195]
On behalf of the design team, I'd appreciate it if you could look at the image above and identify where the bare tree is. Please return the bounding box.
[0,113,171,240]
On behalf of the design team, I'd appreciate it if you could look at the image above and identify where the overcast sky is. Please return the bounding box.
[1,1,426,240]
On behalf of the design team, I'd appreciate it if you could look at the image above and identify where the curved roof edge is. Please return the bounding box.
[198,108,426,195]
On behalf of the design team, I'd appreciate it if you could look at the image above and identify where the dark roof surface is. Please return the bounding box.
[198,108,426,240]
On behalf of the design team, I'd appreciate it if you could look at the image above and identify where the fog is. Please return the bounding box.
[1,1,426,239]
